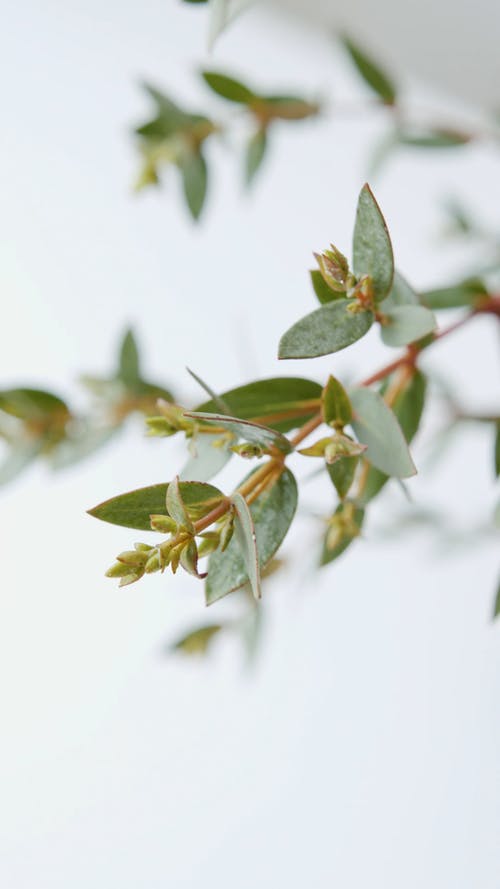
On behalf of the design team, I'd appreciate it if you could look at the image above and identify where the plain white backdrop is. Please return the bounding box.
[1,2,499,887]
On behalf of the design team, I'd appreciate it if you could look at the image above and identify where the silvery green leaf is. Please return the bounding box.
[278,300,373,359]
[350,387,416,478]
[352,184,394,301]
[381,305,436,347]
[231,492,261,600]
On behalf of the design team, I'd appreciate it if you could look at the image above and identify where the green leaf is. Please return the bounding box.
[171,624,223,656]
[359,371,427,503]
[185,411,292,454]
[245,129,267,185]
[421,277,487,310]
[137,84,190,138]
[0,388,69,422]
[88,481,224,531]
[342,35,397,105]
[180,433,232,482]
[231,493,261,600]
[278,300,373,360]
[493,575,500,620]
[310,269,345,305]
[380,305,436,347]
[180,151,208,220]
[118,329,140,386]
[186,367,231,414]
[495,422,500,477]
[202,71,255,104]
[398,129,470,148]
[380,271,419,310]
[322,375,352,427]
[196,377,322,433]
[258,95,319,121]
[350,387,416,478]
[327,456,358,500]
[206,467,297,604]
[320,505,364,565]
[166,476,193,529]
[352,184,394,301]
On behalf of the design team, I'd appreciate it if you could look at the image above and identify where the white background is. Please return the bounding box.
[1,2,499,887]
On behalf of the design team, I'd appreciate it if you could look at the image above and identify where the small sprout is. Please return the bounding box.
[150,514,178,533]
[314,245,351,293]
[231,442,265,459]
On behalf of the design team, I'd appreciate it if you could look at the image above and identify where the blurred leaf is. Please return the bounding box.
[245,129,267,185]
[196,377,322,433]
[421,277,487,310]
[381,305,436,347]
[380,271,420,310]
[350,387,416,478]
[202,70,254,103]
[208,0,231,49]
[327,456,358,500]
[278,300,373,359]
[495,422,500,477]
[88,480,224,531]
[320,505,364,566]
[185,411,292,454]
[342,35,397,105]
[493,575,500,620]
[172,624,223,656]
[322,375,352,427]
[360,370,427,503]
[180,151,208,220]
[118,329,141,386]
[180,433,232,482]
[206,467,297,604]
[398,128,470,148]
[258,95,319,121]
[231,492,261,599]
[0,388,69,423]
[352,184,394,301]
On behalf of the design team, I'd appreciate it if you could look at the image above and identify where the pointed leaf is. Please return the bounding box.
[320,506,364,565]
[245,129,267,185]
[231,493,261,599]
[350,387,416,478]
[185,411,292,453]
[171,624,223,656]
[360,370,427,503]
[206,467,297,604]
[381,305,436,347]
[342,36,397,105]
[322,375,352,427]
[202,71,254,103]
[352,184,394,301]
[196,376,322,433]
[326,456,358,500]
[88,481,224,530]
[186,367,231,413]
[166,475,193,529]
[180,151,208,220]
[278,300,373,359]
[118,329,140,386]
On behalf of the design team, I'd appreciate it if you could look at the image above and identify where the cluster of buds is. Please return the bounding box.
[314,245,354,293]
[106,492,236,588]
[325,502,361,552]
[145,400,196,438]
[299,432,366,465]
